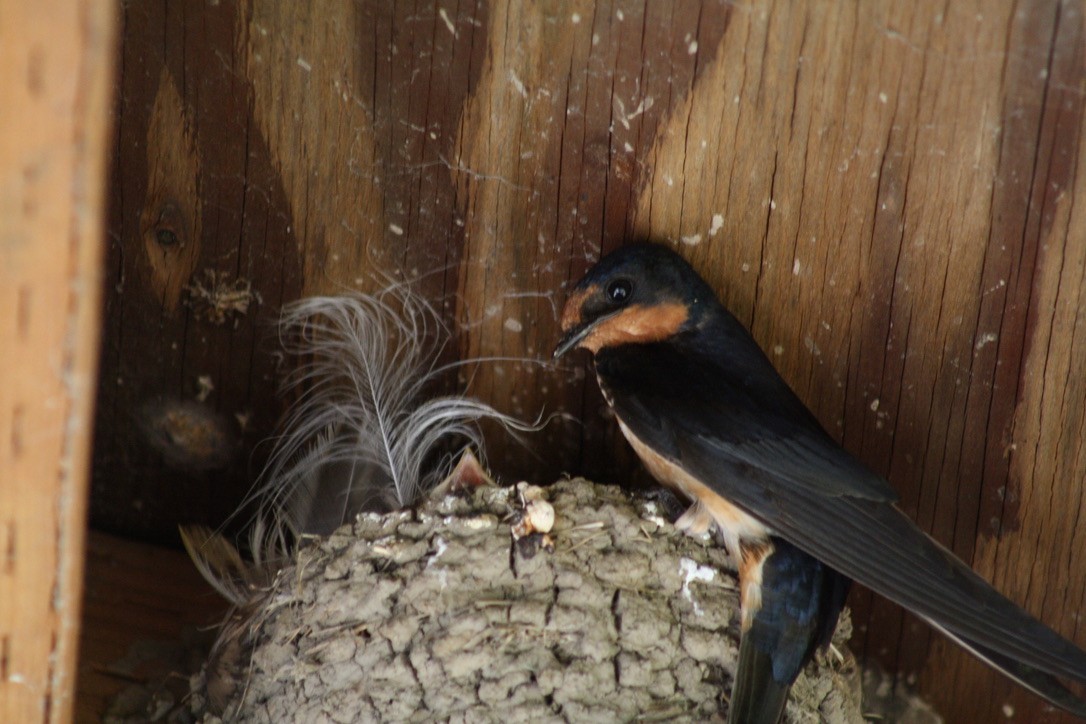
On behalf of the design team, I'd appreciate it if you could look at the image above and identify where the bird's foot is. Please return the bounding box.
[674,501,714,537]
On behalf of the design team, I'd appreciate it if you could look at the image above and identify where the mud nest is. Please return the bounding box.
[194,478,869,722]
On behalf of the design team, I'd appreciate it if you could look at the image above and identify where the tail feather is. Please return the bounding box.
[728,539,850,723]
[728,637,791,724]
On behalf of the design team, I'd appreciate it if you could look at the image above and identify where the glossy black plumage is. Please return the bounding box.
[729,539,849,724]
[557,243,1086,719]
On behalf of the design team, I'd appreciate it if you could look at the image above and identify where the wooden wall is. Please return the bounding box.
[97,1,1086,720]
[1,1,116,721]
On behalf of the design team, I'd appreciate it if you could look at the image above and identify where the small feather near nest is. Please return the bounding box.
[247,287,540,540]
[183,285,540,587]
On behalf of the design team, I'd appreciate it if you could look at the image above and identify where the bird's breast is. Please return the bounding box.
[615,418,770,557]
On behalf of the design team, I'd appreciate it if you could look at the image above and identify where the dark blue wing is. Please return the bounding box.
[596,337,1086,704]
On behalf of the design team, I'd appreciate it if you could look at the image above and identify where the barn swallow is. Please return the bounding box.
[555,243,1086,721]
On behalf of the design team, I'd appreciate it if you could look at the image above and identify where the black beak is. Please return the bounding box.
[553,324,592,359]
[554,310,619,359]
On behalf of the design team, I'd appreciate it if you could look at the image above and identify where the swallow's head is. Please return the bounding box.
[555,243,719,358]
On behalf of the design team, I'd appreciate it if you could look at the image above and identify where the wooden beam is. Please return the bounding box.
[99,1,1086,719]
[0,0,116,721]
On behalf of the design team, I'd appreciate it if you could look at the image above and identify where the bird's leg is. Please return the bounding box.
[674,500,714,536]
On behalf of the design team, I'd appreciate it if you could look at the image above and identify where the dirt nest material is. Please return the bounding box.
[194,478,866,722]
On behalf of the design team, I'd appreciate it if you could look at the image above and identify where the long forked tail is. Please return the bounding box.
[728,539,850,723]
[728,637,791,724]
[929,621,1086,719]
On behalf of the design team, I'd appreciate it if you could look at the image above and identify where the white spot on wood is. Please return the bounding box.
[571,12,581,23]
[975,332,998,350]
[438,8,458,37]
[688,40,699,54]
[792,259,802,275]
[504,318,523,333]
[870,398,880,412]
[196,375,214,402]
[773,345,784,356]
[389,223,404,236]
[879,91,888,103]
[508,70,528,98]
[710,214,724,236]
[296,57,312,72]
[681,234,702,246]
[616,9,624,20]
[613,96,654,130]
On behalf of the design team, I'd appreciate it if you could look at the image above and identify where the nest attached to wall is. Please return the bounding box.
[191,478,867,723]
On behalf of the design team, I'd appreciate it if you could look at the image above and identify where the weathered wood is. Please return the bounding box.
[0,0,116,721]
[100,1,1086,720]
[75,532,222,723]
[95,0,306,540]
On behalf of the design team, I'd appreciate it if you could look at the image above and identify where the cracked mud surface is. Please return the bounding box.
[195,478,869,722]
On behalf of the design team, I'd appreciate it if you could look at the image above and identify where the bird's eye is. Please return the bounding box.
[606,279,632,305]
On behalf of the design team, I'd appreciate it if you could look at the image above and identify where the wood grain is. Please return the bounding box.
[245,0,386,293]
[95,0,305,541]
[74,532,222,723]
[140,67,201,313]
[97,1,1086,720]
[0,1,116,721]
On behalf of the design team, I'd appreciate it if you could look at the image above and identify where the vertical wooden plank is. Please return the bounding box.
[934,3,1086,720]
[94,0,304,541]
[245,0,386,292]
[0,0,116,721]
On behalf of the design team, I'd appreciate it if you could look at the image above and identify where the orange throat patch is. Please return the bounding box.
[579,302,689,353]
[560,285,596,330]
